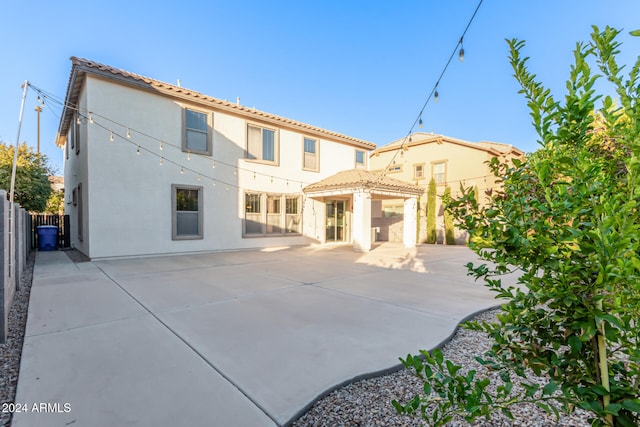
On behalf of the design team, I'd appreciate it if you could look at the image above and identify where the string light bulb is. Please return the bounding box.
[458,37,465,62]
[434,89,439,102]
[126,128,131,139]
[212,180,216,187]
[136,146,140,155]
[180,166,184,174]
[211,161,216,168]
[233,168,237,175]
[160,157,164,166]
[110,131,114,142]
[76,116,81,125]
[159,141,164,150]
[89,114,94,124]
[187,152,191,161]
[419,117,423,128]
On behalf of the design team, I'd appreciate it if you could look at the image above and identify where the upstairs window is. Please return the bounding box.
[303,137,318,171]
[433,161,446,184]
[183,108,211,155]
[355,150,365,169]
[414,164,424,179]
[247,124,278,164]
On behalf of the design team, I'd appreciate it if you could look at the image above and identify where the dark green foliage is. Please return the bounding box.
[0,142,53,212]
[426,179,437,244]
[394,27,640,426]
[443,186,455,245]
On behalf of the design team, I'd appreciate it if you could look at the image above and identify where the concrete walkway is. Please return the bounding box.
[13,243,518,427]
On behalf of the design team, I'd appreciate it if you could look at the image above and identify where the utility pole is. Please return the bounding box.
[35,105,42,154]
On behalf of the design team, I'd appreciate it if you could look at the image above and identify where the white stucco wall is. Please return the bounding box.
[72,76,370,258]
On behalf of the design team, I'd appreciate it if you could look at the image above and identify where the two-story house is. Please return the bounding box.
[56,57,422,259]
[368,132,524,243]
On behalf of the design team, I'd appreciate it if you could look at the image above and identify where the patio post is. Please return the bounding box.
[403,197,417,248]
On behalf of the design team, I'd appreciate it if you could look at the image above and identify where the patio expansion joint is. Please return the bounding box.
[94,264,281,426]
[24,313,151,339]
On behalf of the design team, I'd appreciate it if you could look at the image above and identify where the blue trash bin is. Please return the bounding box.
[37,225,58,251]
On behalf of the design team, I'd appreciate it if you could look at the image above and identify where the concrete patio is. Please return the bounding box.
[13,243,518,427]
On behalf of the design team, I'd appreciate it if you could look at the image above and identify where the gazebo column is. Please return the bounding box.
[352,190,372,252]
[403,197,417,248]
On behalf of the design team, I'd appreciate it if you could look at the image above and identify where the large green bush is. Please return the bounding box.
[393,26,640,427]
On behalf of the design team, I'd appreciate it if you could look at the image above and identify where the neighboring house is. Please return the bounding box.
[55,57,422,259]
[368,132,524,244]
[48,176,64,193]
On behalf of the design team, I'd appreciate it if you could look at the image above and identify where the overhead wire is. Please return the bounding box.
[370,0,484,190]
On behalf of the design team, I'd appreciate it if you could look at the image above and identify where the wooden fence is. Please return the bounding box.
[29,214,70,250]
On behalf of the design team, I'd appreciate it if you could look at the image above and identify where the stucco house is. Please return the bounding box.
[368,132,524,243]
[56,57,422,259]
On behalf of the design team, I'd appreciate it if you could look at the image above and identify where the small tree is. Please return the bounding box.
[0,142,53,212]
[443,186,455,245]
[393,26,640,426]
[426,179,437,244]
[45,190,64,215]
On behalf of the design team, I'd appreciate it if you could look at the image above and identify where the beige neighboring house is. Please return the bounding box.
[48,176,64,192]
[369,132,525,244]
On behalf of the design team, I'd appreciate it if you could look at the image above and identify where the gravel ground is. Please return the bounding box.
[1,252,593,427]
[292,309,592,427]
[0,252,35,427]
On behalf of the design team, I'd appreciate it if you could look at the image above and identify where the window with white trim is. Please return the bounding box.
[303,137,318,171]
[355,150,366,168]
[247,124,278,163]
[172,185,203,239]
[244,192,302,236]
[432,161,446,184]
[183,108,211,155]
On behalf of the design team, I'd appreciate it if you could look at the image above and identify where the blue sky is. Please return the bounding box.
[1,0,639,175]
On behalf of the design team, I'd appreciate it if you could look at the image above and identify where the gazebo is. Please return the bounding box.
[303,169,424,252]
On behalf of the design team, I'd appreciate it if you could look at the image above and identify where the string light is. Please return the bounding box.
[212,180,216,187]
[370,0,483,193]
[27,83,321,192]
[187,151,191,160]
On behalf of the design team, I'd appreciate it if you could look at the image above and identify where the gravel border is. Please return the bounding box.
[292,309,592,427]
[0,251,35,427]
